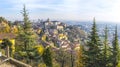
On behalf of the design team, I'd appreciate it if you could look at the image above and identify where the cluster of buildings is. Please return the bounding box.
[33,19,81,51]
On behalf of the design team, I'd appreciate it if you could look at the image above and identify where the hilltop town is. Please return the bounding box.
[0,6,86,67]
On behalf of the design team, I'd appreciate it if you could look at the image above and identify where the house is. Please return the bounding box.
[56,25,64,30]
[0,33,16,44]
[58,33,68,40]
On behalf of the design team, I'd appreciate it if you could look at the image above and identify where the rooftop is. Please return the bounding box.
[0,33,16,40]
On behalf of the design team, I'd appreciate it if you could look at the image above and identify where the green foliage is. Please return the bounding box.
[42,47,53,67]
[84,18,103,67]
[22,5,32,30]
[111,26,119,67]
[16,5,37,51]
[54,48,70,67]
[14,5,38,65]
[102,26,112,67]
[1,38,12,57]
[1,39,12,48]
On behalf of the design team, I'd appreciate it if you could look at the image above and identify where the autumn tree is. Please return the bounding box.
[0,17,10,33]
[76,45,85,67]
[33,45,44,66]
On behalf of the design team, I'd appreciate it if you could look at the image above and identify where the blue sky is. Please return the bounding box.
[0,0,120,23]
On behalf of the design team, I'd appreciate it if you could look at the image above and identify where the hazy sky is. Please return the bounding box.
[0,0,120,23]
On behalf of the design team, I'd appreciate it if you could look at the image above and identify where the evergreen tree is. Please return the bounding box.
[42,47,53,67]
[17,5,37,51]
[112,26,119,67]
[22,5,32,31]
[16,5,37,64]
[84,18,103,67]
[102,26,111,67]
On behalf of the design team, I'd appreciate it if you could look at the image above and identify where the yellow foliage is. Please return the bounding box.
[58,34,68,40]
[0,39,15,56]
[37,29,42,34]
[42,35,47,41]
[0,22,10,33]
[4,25,10,33]
[11,26,18,34]
[34,45,44,55]
[76,46,84,67]
[38,63,46,67]
[10,39,15,55]
[117,62,120,67]
[0,40,2,43]
[59,33,63,37]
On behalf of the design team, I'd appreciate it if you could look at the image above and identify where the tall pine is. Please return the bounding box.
[22,5,32,31]
[103,26,111,67]
[84,18,103,67]
[19,5,37,51]
[16,5,37,64]
[112,26,119,67]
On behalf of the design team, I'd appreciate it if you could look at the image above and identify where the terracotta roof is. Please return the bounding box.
[0,33,16,39]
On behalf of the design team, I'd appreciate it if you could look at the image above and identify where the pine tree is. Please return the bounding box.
[84,18,103,67]
[102,26,111,67]
[16,5,37,64]
[18,5,37,51]
[112,26,119,67]
[42,47,53,67]
[22,5,32,31]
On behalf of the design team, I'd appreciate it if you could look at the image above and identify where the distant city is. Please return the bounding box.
[64,21,120,43]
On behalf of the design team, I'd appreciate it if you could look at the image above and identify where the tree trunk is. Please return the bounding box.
[61,60,64,67]
[6,46,9,57]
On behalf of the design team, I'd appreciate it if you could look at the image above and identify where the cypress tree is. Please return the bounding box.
[84,18,103,67]
[112,26,119,67]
